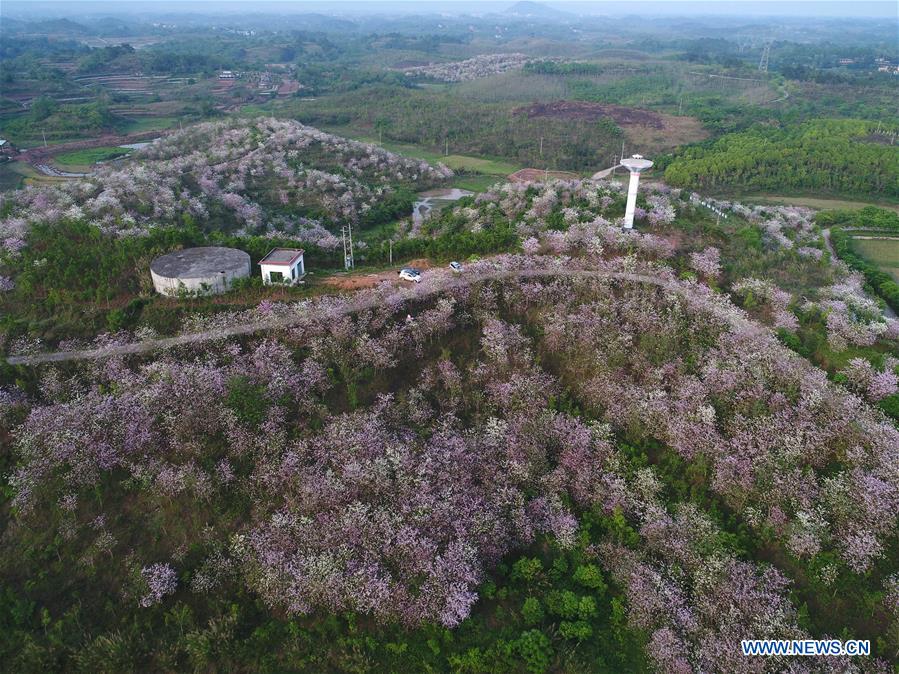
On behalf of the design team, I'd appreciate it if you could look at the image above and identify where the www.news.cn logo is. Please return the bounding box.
[742,639,871,657]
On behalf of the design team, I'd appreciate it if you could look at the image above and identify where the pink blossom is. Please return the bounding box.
[140,563,178,607]
[689,247,721,279]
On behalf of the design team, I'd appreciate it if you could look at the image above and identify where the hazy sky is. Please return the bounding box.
[3,0,896,18]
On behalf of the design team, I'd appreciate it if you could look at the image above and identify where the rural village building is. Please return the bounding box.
[260,248,305,285]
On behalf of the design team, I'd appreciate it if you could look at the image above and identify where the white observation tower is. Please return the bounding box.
[620,154,653,229]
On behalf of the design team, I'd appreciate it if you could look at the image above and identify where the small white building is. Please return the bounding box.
[260,248,305,285]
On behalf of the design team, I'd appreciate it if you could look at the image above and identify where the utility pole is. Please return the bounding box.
[445,138,449,156]
[341,226,354,270]
[539,136,543,157]
[42,129,47,147]
[347,224,355,270]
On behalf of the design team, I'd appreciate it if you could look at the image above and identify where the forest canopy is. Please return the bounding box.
[661,119,899,198]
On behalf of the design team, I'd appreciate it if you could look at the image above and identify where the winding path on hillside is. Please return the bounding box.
[7,269,742,367]
[11,224,899,366]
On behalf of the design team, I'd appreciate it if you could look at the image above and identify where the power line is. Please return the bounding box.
[759,41,772,73]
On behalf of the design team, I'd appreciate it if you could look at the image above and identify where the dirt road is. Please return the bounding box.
[8,268,743,367]
[322,259,434,291]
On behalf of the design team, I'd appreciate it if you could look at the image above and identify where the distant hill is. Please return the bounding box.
[19,18,90,36]
[89,17,139,37]
[506,1,569,18]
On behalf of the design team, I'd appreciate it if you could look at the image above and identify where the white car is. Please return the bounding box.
[449,261,463,272]
[398,268,422,283]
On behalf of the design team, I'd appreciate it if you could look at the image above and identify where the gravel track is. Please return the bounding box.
[7,269,720,367]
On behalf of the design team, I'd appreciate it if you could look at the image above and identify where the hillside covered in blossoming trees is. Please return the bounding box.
[1,116,898,673]
[0,117,451,242]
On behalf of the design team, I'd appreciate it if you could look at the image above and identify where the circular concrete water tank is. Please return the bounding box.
[150,246,250,297]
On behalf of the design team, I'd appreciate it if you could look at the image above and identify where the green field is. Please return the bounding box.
[0,160,69,190]
[443,153,517,174]
[121,116,179,133]
[450,174,504,192]
[744,194,899,214]
[53,146,130,166]
[320,125,522,179]
[368,140,520,177]
[852,236,899,282]
[0,161,24,191]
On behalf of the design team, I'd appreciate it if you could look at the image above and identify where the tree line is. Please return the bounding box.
[661,119,899,198]
[295,84,624,171]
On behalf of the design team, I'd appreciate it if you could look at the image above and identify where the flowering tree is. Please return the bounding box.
[689,247,721,280]
[402,54,531,82]
[4,191,898,669]
[139,563,178,607]
[0,117,452,246]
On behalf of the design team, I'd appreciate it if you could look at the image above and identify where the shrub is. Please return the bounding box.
[577,596,598,620]
[559,620,593,641]
[573,564,607,593]
[521,597,544,626]
[225,376,270,428]
[515,630,553,674]
[545,590,579,619]
[511,558,543,585]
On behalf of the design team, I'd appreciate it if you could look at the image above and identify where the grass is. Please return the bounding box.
[121,116,179,134]
[0,161,25,191]
[451,174,503,192]
[375,138,519,176]
[814,340,899,372]
[441,154,520,175]
[12,136,97,149]
[359,218,400,241]
[0,160,69,189]
[851,236,899,282]
[320,125,522,185]
[0,115,176,149]
[53,146,130,167]
[238,104,274,116]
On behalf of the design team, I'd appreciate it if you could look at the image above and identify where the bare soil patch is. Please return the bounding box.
[513,101,708,152]
[277,80,301,96]
[621,113,708,152]
[514,101,665,128]
[322,259,435,291]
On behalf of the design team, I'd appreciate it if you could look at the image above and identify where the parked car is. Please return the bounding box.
[449,261,463,272]
[398,268,422,283]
